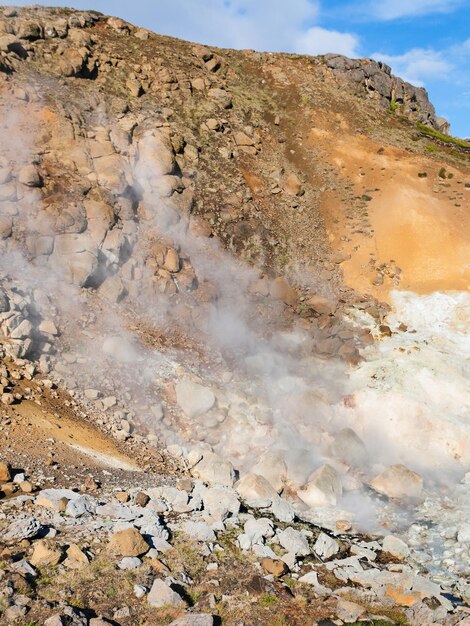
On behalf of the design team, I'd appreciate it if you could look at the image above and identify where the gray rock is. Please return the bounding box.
[10,319,33,340]
[134,584,147,598]
[336,599,366,623]
[118,556,142,569]
[330,428,368,468]
[182,520,216,542]
[457,523,470,543]
[191,451,235,487]
[240,516,274,548]
[4,516,42,541]
[176,380,215,418]
[147,578,185,608]
[251,450,287,492]
[270,495,295,523]
[66,495,96,518]
[168,614,215,626]
[278,527,310,556]
[382,535,409,559]
[313,532,339,559]
[36,488,76,512]
[95,503,137,520]
[201,485,240,520]
[297,463,342,507]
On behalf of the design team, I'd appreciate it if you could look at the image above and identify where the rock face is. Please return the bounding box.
[323,53,448,132]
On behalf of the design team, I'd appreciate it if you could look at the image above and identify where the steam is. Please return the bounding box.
[2,84,470,534]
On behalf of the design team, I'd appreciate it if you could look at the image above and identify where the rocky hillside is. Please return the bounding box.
[0,5,469,626]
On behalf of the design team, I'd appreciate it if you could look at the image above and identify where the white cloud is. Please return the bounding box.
[371,48,453,86]
[366,0,463,20]
[297,26,360,57]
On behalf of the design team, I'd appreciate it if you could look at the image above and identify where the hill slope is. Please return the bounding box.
[0,6,469,626]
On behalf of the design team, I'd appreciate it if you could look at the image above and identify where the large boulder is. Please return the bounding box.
[191,451,235,487]
[297,464,342,507]
[329,428,368,468]
[235,473,278,508]
[251,451,287,493]
[176,381,215,419]
[370,464,423,499]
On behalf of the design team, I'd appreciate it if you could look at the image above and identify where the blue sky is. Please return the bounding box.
[5,0,470,136]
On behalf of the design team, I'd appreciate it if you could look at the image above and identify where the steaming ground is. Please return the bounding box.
[339,290,470,583]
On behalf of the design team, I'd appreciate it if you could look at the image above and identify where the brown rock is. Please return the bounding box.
[189,216,212,238]
[0,461,11,482]
[335,519,352,532]
[115,491,130,503]
[81,477,100,491]
[65,543,90,568]
[308,294,336,316]
[148,557,170,574]
[191,78,206,91]
[205,57,220,72]
[30,539,62,567]
[19,481,33,493]
[370,464,423,499]
[385,585,421,607]
[135,491,150,507]
[1,482,17,496]
[270,277,297,306]
[234,131,255,147]
[284,172,303,196]
[163,247,180,272]
[331,251,350,264]
[1,393,14,405]
[109,527,149,557]
[261,558,289,577]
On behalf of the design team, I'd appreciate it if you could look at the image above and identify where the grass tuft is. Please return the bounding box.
[416,122,470,149]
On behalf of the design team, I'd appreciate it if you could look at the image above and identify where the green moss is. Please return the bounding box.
[259,593,279,606]
[416,122,470,149]
[388,98,397,113]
